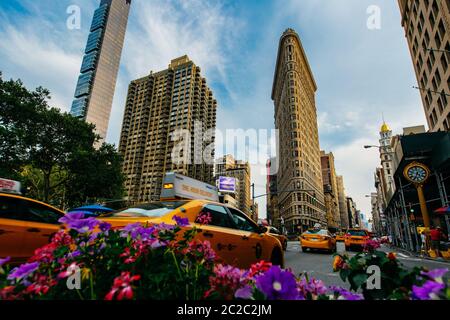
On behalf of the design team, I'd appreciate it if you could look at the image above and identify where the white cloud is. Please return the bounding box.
[0,24,82,112]
[107,0,245,145]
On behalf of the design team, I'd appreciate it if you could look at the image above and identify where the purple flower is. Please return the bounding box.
[172,215,189,227]
[412,280,445,300]
[69,218,99,233]
[156,223,175,231]
[99,222,111,233]
[59,211,85,224]
[329,286,364,300]
[0,257,11,267]
[121,223,155,240]
[67,250,81,259]
[59,212,100,233]
[255,266,299,300]
[298,278,328,296]
[7,262,40,282]
[421,268,448,282]
[235,285,254,299]
[121,223,143,239]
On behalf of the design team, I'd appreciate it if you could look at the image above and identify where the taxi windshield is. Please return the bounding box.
[109,201,187,218]
[305,229,328,236]
[348,230,368,236]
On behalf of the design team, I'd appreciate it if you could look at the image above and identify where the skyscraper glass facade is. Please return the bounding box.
[70,0,131,140]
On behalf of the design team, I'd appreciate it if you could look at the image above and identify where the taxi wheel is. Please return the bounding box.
[302,247,308,252]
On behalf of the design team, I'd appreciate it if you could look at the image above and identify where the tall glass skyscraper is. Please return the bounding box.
[71,0,131,141]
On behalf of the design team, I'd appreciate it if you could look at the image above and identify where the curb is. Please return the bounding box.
[389,246,450,264]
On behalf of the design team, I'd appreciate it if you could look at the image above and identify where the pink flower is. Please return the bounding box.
[184,240,216,263]
[247,261,273,279]
[25,275,57,296]
[57,263,79,279]
[51,230,73,246]
[195,211,212,225]
[205,264,246,300]
[30,243,57,263]
[363,239,381,252]
[105,272,141,301]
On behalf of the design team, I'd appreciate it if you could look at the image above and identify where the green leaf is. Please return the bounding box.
[352,273,368,288]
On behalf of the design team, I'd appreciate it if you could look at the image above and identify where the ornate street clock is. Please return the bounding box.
[403,162,430,185]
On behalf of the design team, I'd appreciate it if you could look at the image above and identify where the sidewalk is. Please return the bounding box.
[383,245,450,264]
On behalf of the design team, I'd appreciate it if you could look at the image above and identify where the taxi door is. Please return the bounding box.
[193,204,242,266]
[0,195,27,261]
[20,200,63,257]
[226,207,271,269]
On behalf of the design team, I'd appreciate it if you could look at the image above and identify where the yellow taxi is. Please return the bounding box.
[335,233,345,242]
[300,228,337,253]
[344,228,370,251]
[267,226,288,251]
[0,193,65,264]
[100,199,284,269]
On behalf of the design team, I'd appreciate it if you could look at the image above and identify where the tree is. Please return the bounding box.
[0,71,48,179]
[66,144,125,208]
[0,72,125,208]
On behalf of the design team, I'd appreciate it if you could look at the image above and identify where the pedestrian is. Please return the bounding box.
[420,231,427,256]
[430,227,447,258]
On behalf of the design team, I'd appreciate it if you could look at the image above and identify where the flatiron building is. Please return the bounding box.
[272,28,326,234]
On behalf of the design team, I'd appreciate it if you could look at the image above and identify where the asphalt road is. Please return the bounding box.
[284,241,450,289]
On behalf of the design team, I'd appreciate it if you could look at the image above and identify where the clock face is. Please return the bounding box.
[406,166,427,183]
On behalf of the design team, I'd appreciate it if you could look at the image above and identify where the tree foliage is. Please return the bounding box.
[0,72,125,209]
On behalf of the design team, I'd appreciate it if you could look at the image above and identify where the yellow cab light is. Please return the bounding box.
[163,183,174,189]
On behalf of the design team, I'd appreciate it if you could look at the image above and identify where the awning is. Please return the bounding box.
[434,206,450,214]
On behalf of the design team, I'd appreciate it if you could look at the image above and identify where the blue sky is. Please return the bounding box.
[0,0,427,220]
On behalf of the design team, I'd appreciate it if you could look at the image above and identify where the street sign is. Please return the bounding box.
[217,176,236,193]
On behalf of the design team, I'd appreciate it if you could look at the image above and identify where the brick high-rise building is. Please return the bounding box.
[119,56,217,202]
[266,158,280,229]
[320,151,341,230]
[336,175,349,229]
[215,155,252,218]
[71,0,131,140]
[346,197,357,228]
[272,28,326,234]
[398,0,450,131]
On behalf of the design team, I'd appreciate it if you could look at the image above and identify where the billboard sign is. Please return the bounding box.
[218,176,236,193]
[160,172,219,202]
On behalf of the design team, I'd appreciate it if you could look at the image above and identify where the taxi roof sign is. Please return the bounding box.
[0,178,22,195]
[160,172,219,202]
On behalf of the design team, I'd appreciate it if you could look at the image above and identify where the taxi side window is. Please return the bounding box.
[25,201,61,225]
[227,208,259,233]
[0,196,21,220]
[271,227,280,235]
[201,205,234,229]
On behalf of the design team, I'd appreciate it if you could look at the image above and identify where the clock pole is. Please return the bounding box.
[403,162,432,229]
[416,184,431,228]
